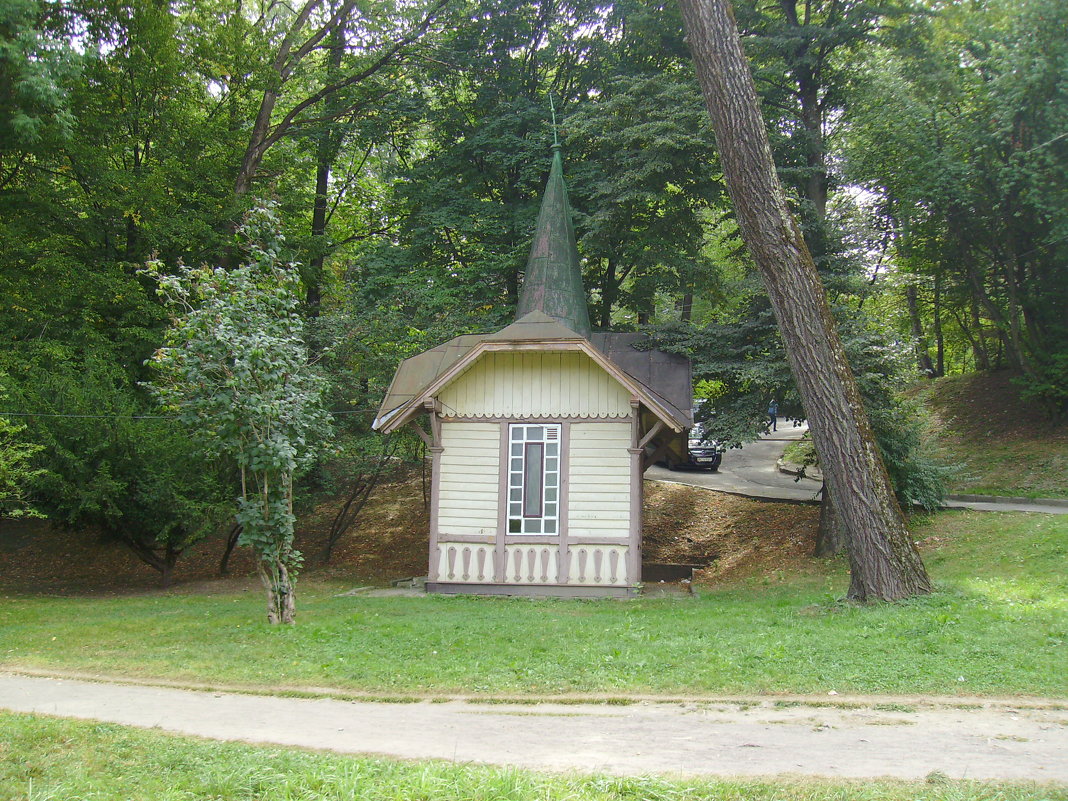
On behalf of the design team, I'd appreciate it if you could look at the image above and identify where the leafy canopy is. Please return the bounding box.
[146,202,330,618]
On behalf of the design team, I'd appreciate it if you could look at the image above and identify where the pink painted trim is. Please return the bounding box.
[457,420,619,427]
[494,422,508,582]
[628,401,643,585]
[428,445,444,582]
[441,414,628,423]
[382,341,686,435]
[437,534,496,544]
[558,420,571,583]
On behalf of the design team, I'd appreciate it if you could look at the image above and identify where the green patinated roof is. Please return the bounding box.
[371,146,694,435]
[514,145,592,338]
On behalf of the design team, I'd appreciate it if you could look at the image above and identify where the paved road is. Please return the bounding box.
[2,674,1066,782]
[647,424,1068,514]
[646,422,823,503]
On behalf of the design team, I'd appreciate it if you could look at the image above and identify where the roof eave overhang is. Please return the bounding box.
[376,339,686,434]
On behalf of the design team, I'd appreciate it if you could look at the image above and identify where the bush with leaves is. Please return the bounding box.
[1,360,231,585]
[146,203,329,624]
[0,379,42,519]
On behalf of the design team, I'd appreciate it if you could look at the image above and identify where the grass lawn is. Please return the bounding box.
[2,511,1065,699]
[919,373,1068,500]
[2,713,1063,801]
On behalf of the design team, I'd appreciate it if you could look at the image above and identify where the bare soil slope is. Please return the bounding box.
[0,470,818,594]
[642,482,818,583]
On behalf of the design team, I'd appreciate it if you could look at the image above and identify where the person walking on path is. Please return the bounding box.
[768,400,778,432]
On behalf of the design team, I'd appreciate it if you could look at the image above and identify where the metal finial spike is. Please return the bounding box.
[549,94,559,147]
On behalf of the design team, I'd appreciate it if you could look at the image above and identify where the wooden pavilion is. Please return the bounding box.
[374,144,693,597]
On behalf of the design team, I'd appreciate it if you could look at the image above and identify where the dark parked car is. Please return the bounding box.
[660,424,722,471]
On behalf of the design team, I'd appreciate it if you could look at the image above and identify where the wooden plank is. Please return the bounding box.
[569,466,631,478]
[568,514,629,525]
[439,455,500,467]
[568,493,631,506]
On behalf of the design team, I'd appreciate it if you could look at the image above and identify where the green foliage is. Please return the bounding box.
[147,202,330,621]
[844,0,1068,391]
[652,308,949,510]
[1018,353,1068,418]
[566,71,724,326]
[0,359,230,582]
[0,388,42,518]
[0,0,78,153]
[844,322,951,511]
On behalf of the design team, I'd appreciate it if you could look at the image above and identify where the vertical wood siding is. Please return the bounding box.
[438,422,500,536]
[438,352,632,419]
[568,422,631,539]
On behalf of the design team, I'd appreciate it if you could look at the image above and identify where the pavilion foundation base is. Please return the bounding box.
[427,582,639,599]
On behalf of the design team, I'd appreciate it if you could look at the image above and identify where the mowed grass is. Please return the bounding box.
[2,713,1063,801]
[919,372,1068,499]
[1,511,1065,698]
[941,438,1068,500]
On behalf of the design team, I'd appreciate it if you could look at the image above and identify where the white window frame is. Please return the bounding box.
[506,423,561,535]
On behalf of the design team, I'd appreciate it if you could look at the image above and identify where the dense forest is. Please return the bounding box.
[1,0,1065,585]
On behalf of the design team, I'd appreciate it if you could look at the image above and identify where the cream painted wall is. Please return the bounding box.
[568,421,631,539]
[438,421,500,537]
[438,351,632,419]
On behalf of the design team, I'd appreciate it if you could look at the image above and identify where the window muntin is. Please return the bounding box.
[507,424,560,535]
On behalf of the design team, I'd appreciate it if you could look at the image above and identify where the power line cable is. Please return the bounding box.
[0,409,377,420]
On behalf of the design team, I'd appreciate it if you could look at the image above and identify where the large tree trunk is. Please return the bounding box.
[814,489,847,557]
[679,0,931,601]
[677,292,694,322]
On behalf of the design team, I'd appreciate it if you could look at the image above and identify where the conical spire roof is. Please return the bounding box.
[515,144,592,338]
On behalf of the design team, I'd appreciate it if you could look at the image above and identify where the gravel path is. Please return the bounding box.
[3,673,1066,782]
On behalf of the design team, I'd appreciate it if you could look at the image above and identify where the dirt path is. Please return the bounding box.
[3,673,1066,783]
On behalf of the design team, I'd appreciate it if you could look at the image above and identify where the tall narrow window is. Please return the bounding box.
[507,424,560,535]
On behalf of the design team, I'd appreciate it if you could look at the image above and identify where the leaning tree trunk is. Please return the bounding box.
[218,523,242,576]
[813,488,848,558]
[678,0,931,601]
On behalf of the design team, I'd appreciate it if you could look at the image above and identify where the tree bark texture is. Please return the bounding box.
[218,523,242,576]
[678,0,931,601]
[814,488,847,558]
[305,20,348,317]
[933,273,945,376]
[113,532,180,588]
[257,559,296,625]
[905,284,935,376]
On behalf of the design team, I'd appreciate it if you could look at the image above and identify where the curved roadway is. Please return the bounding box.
[645,423,1068,514]
[646,422,823,503]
